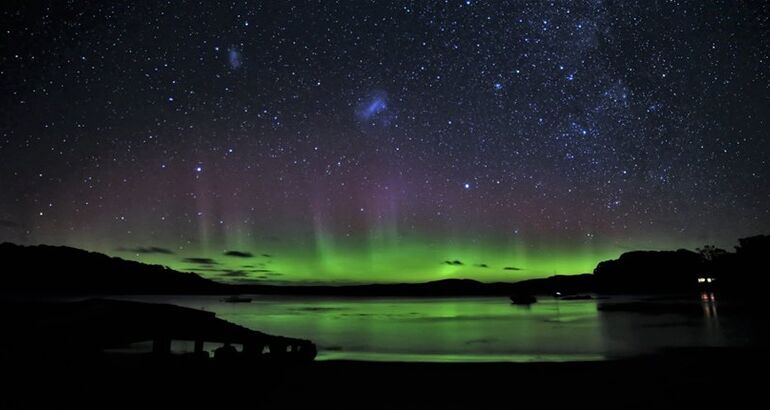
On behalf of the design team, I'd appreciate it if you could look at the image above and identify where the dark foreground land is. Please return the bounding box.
[2,236,768,409]
[2,347,763,410]
[1,296,766,409]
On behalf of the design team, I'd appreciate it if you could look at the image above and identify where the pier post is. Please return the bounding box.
[153,337,171,355]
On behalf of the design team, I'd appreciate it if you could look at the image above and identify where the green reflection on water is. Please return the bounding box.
[114,294,746,362]
[143,296,607,362]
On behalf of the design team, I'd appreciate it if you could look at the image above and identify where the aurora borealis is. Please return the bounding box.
[1,1,768,284]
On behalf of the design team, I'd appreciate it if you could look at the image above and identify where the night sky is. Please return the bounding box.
[1,1,768,284]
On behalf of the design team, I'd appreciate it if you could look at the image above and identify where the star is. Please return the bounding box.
[0,0,765,284]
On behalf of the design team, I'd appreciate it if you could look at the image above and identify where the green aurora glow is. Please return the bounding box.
[87,233,689,284]
[2,1,768,288]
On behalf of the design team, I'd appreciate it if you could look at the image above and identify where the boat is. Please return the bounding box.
[509,294,537,305]
[222,295,252,303]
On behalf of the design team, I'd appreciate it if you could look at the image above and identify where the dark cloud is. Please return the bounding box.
[1,1,766,285]
[117,246,175,255]
[443,260,463,266]
[183,257,218,265]
[503,266,522,271]
[261,253,273,258]
[475,264,489,268]
[0,220,19,229]
[193,267,276,276]
[220,270,249,277]
[224,250,253,258]
[229,272,286,284]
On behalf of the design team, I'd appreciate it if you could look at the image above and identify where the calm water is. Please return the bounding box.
[116,294,755,362]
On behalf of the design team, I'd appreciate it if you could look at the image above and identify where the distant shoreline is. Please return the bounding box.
[3,235,768,296]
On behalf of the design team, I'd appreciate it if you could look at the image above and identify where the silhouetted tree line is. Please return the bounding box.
[0,242,224,294]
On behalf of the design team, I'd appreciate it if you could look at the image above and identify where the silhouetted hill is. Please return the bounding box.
[4,235,768,296]
[238,278,507,296]
[0,242,224,294]
[0,242,593,296]
[593,235,770,293]
[504,274,595,295]
[236,276,592,297]
[594,249,704,292]
[0,242,596,296]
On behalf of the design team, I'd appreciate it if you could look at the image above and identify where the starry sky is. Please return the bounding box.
[1,1,768,284]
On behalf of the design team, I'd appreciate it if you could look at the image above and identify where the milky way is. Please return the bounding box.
[1,1,768,283]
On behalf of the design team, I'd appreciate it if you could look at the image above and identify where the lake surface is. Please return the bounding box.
[116,293,756,362]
